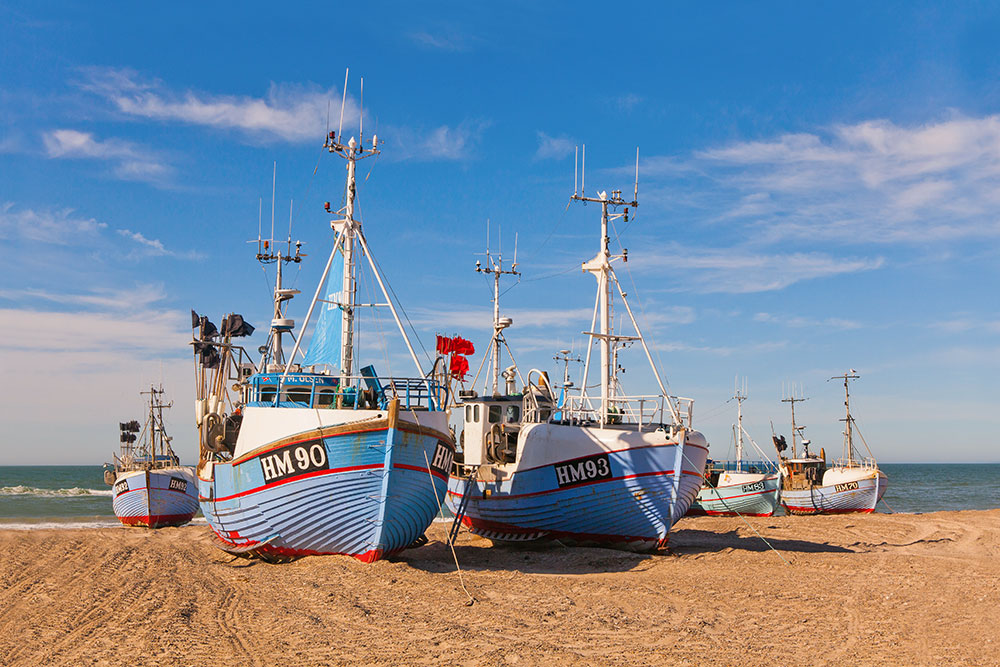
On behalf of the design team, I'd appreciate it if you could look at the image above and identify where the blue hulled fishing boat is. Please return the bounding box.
[445,150,709,550]
[105,385,199,528]
[192,83,454,562]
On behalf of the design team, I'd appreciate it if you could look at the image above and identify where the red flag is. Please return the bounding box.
[450,353,470,380]
[452,337,475,356]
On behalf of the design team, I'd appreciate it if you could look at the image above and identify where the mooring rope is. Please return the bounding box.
[680,449,791,566]
[423,451,475,605]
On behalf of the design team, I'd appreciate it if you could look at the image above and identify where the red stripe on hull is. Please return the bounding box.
[687,508,775,517]
[118,512,196,528]
[208,525,393,563]
[446,468,701,502]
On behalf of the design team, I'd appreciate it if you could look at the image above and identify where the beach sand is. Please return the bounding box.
[1,510,998,666]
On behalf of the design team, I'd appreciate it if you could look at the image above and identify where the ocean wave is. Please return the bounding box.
[0,486,113,498]
[0,519,123,530]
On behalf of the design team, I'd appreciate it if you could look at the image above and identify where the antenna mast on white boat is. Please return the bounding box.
[253,164,304,372]
[571,146,678,426]
[475,223,520,395]
[781,387,808,458]
[831,370,860,465]
[554,349,582,389]
[733,377,748,471]
[282,71,425,388]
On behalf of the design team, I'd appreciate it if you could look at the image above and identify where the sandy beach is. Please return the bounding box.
[1,510,997,666]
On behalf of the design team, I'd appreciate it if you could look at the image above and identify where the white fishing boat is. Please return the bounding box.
[445,149,709,551]
[104,385,198,528]
[687,380,781,517]
[192,75,455,562]
[774,372,887,515]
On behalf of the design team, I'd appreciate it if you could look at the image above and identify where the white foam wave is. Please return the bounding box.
[0,486,114,498]
[0,519,123,530]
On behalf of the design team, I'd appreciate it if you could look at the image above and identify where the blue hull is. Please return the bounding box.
[112,468,199,528]
[446,439,707,550]
[199,419,453,562]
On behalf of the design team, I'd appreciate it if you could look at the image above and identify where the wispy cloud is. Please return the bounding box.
[42,129,172,185]
[409,29,474,52]
[753,312,863,330]
[626,243,884,293]
[115,229,201,260]
[696,114,1000,244]
[79,67,353,143]
[0,284,169,311]
[0,202,106,244]
[614,94,643,111]
[535,131,576,160]
[391,120,491,161]
[928,316,1000,334]
[77,67,487,160]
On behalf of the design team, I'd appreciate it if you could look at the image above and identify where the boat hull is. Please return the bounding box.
[446,426,708,551]
[198,410,453,563]
[687,471,780,517]
[112,467,199,528]
[780,468,887,515]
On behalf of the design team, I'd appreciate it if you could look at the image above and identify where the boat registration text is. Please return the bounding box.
[260,441,329,483]
[553,453,613,488]
[835,481,860,492]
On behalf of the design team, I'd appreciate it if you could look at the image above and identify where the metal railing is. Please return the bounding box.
[831,456,879,471]
[543,393,695,431]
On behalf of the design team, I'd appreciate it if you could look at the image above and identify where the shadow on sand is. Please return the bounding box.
[669,528,854,555]
[396,538,657,575]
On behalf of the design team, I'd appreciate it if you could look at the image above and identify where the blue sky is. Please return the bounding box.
[2,2,998,464]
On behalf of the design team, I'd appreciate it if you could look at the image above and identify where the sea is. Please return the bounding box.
[0,464,997,528]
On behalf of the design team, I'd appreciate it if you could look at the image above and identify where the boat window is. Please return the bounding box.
[474,404,480,422]
[283,387,312,405]
[259,385,277,403]
[488,405,502,423]
[316,389,336,408]
[505,405,520,423]
[465,405,473,422]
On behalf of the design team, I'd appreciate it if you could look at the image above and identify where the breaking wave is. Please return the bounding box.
[0,486,113,498]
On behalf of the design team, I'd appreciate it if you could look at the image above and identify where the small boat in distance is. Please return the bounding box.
[192,80,455,563]
[104,385,198,528]
[773,371,887,515]
[445,149,709,551]
[687,380,780,517]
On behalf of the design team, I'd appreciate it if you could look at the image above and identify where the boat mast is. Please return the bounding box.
[781,392,807,458]
[734,377,747,471]
[254,165,303,373]
[475,226,519,395]
[832,370,860,464]
[572,146,638,425]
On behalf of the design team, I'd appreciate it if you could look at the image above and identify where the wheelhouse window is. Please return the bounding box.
[505,405,520,423]
[488,405,502,423]
[259,385,277,403]
[474,404,480,422]
[282,387,312,405]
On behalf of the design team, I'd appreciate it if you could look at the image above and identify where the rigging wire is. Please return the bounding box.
[680,448,791,566]
[366,243,434,368]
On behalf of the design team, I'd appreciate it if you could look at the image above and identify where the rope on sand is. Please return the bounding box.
[681,450,791,566]
[424,451,475,605]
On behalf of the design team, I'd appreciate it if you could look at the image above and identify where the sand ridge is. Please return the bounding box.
[1,510,998,666]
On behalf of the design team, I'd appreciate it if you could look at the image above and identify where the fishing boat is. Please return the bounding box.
[773,372,888,515]
[191,83,455,563]
[104,385,198,528]
[687,380,781,517]
[445,150,709,551]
